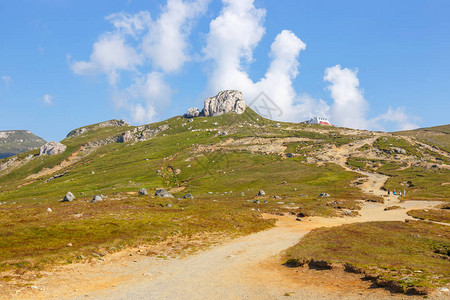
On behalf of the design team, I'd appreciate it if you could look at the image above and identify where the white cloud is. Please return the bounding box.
[71,33,143,85]
[324,65,369,129]
[71,0,208,123]
[1,75,11,86]
[372,107,419,131]
[143,0,209,73]
[106,11,152,37]
[203,0,327,122]
[42,94,53,105]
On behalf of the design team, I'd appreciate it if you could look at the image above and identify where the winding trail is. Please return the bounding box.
[10,137,448,299]
[15,172,446,299]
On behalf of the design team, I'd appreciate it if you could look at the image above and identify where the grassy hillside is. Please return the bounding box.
[394,124,450,152]
[0,130,46,159]
[0,108,448,287]
[285,221,450,294]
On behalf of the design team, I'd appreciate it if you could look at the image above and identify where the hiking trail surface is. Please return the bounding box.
[10,167,448,300]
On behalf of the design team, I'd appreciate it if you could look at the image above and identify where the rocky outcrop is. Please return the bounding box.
[204,90,246,117]
[66,119,129,139]
[119,124,170,143]
[183,90,247,118]
[184,108,200,118]
[39,141,67,156]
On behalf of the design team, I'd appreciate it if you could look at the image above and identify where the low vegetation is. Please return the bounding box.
[407,209,450,223]
[285,221,450,294]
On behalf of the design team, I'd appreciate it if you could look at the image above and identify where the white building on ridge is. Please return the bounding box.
[307,116,332,126]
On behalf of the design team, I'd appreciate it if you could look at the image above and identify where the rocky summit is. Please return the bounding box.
[184,90,247,118]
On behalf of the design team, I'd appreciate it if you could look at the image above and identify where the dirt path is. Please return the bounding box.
[8,142,448,300]
[14,200,445,299]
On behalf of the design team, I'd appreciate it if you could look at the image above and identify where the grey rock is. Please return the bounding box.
[39,141,67,156]
[166,203,172,208]
[253,200,260,203]
[184,107,200,118]
[258,190,266,196]
[155,189,174,198]
[183,193,194,199]
[240,192,245,196]
[138,188,148,196]
[62,191,75,202]
[203,90,246,117]
[91,195,102,202]
[273,195,281,199]
[319,193,330,197]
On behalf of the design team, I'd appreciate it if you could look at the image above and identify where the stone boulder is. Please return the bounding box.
[139,188,148,196]
[91,195,102,203]
[319,193,330,197]
[203,90,246,117]
[258,190,266,196]
[183,193,194,199]
[184,108,200,118]
[155,189,174,198]
[62,191,75,202]
[40,141,67,156]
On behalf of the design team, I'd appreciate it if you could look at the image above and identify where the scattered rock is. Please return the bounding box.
[138,188,148,196]
[258,190,266,196]
[155,189,174,198]
[66,243,72,247]
[46,207,52,213]
[319,193,330,197]
[62,191,75,202]
[183,193,194,199]
[439,287,449,293]
[308,259,332,270]
[274,195,281,199]
[296,218,302,221]
[91,195,102,203]
[240,192,245,196]
[39,141,67,156]
[166,203,172,208]
[253,200,260,204]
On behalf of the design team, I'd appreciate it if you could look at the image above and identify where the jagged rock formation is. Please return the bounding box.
[184,90,246,118]
[185,108,200,118]
[66,119,129,139]
[118,124,170,143]
[204,90,246,117]
[0,130,46,159]
[39,141,67,156]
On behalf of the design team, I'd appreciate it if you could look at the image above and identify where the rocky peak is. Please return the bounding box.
[66,119,129,139]
[184,90,246,118]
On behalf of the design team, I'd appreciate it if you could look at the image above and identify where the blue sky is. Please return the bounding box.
[0,0,449,142]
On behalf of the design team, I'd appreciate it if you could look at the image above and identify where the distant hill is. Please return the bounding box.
[394,124,450,152]
[0,130,46,159]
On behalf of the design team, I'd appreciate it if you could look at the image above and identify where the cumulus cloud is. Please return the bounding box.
[71,0,208,123]
[1,75,11,86]
[42,94,53,105]
[372,107,419,131]
[72,33,143,85]
[203,0,327,122]
[324,65,369,129]
[143,0,209,73]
